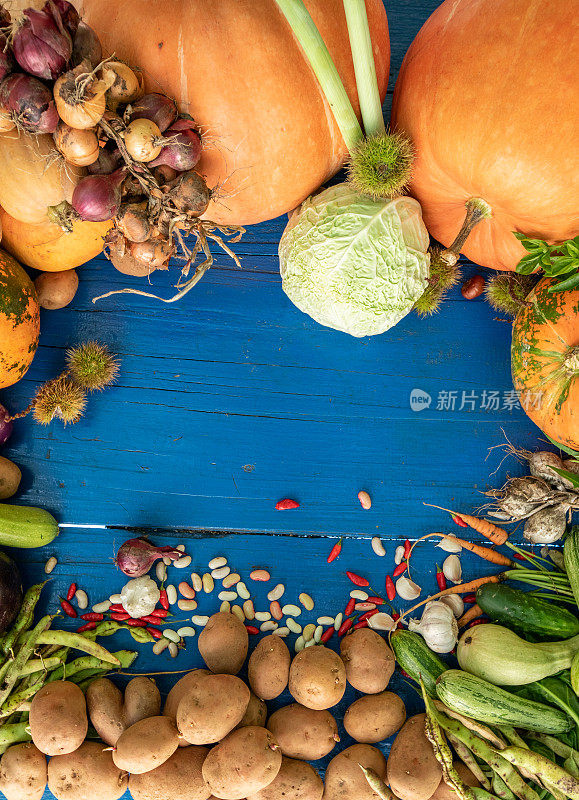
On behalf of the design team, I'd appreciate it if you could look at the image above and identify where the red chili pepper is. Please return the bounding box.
[159,589,169,610]
[66,583,77,602]
[366,596,384,605]
[149,608,169,618]
[110,612,130,621]
[327,538,343,564]
[404,538,412,559]
[353,620,369,630]
[146,626,163,639]
[126,618,148,627]
[463,593,476,604]
[60,599,77,618]
[109,604,125,613]
[452,513,468,528]
[139,615,165,625]
[246,625,259,635]
[346,571,369,588]
[385,576,396,601]
[400,668,411,678]
[77,622,97,632]
[468,618,488,628]
[359,609,380,621]
[275,498,300,511]
[513,553,526,561]
[344,598,356,616]
[392,611,400,621]
[436,565,447,591]
[80,612,104,622]
[321,627,334,643]
[338,617,354,637]
[393,562,407,577]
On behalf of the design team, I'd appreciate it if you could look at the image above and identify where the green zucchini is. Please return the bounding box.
[565,526,579,609]
[390,629,447,696]
[476,583,579,639]
[0,504,58,548]
[436,670,572,734]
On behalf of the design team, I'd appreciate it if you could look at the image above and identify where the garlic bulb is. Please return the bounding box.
[408,600,458,653]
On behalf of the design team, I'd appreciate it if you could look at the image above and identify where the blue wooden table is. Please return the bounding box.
[0,0,551,795]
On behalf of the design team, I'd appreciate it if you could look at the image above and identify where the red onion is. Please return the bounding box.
[130,93,177,133]
[88,147,122,176]
[13,8,72,81]
[0,36,14,83]
[0,404,13,447]
[71,168,126,222]
[115,537,183,577]
[71,21,102,70]
[44,0,80,36]
[0,73,59,133]
[149,117,202,171]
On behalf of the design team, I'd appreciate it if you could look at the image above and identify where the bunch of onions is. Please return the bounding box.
[71,168,125,222]
[12,6,72,81]
[149,117,202,171]
[0,72,59,133]
[53,120,100,166]
[130,93,177,133]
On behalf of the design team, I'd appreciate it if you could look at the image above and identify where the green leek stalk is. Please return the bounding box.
[342,0,385,136]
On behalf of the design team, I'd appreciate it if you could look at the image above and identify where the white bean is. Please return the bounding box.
[75,590,88,610]
[191,573,203,592]
[295,635,305,653]
[163,556,172,566]
[178,599,198,611]
[243,600,255,620]
[286,618,302,634]
[299,593,314,611]
[220,600,231,613]
[153,638,169,655]
[282,604,301,617]
[174,555,192,569]
[314,625,323,643]
[254,611,271,622]
[109,594,122,604]
[163,628,181,643]
[273,627,289,638]
[208,556,227,569]
[92,601,111,614]
[166,584,178,606]
[176,544,186,552]
[218,591,238,602]
[250,569,271,582]
[334,613,343,631]
[191,615,209,626]
[231,605,245,622]
[177,626,196,638]
[267,584,285,602]
[304,638,316,648]
[222,573,240,588]
[202,573,214,594]
[350,589,369,601]
[302,623,316,642]
[156,561,167,582]
[394,545,405,565]
[44,556,57,574]
[260,621,278,632]
[178,582,196,600]
[372,537,386,557]
[168,642,179,658]
[317,616,334,626]
[236,582,250,600]
[212,566,231,580]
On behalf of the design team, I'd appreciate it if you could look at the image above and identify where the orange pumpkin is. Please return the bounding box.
[0,208,111,272]
[0,249,40,389]
[391,0,578,271]
[79,0,390,227]
[511,278,579,451]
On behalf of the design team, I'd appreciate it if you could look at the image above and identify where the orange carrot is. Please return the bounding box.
[408,532,513,567]
[399,573,504,624]
[458,603,483,629]
[424,504,508,546]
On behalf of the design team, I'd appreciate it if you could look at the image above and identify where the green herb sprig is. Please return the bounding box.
[514,233,579,292]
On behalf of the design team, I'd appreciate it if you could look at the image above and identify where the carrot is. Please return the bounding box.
[424,503,508,546]
[408,532,513,567]
[398,573,504,624]
[458,603,484,629]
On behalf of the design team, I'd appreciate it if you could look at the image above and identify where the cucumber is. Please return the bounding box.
[476,583,579,640]
[436,670,572,734]
[0,503,59,548]
[390,629,447,696]
[565,526,579,609]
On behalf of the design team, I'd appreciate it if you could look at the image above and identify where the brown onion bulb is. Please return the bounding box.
[54,121,99,166]
[153,165,178,185]
[124,118,163,163]
[116,202,151,243]
[54,67,113,130]
[169,171,211,217]
[100,61,142,111]
[129,236,173,270]
[109,238,156,277]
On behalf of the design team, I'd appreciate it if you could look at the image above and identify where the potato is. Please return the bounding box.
[343,691,406,743]
[246,756,323,800]
[34,269,79,310]
[48,741,127,800]
[0,742,47,800]
[248,634,291,700]
[429,763,480,800]
[129,745,211,800]
[288,646,346,710]
[198,612,248,674]
[202,726,282,800]
[0,456,21,500]
[387,713,442,800]
[29,680,87,756]
[177,673,250,745]
[164,669,210,746]
[340,629,395,694]
[267,703,338,760]
[87,676,161,746]
[112,715,179,775]
[238,690,267,728]
[323,743,387,800]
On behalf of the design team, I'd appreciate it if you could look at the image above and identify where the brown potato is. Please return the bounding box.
[48,741,127,800]
[112,715,179,775]
[129,745,211,800]
[343,691,406,743]
[247,756,323,800]
[29,681,87,756]
[163,669,210,746]
[267,704,338,760]
[238,690,267,728]
[177,673,250,745]
[248,634,291,700]
[288,646,346,710]
[202,726,282,800]
[323,743,387,800]
[387,714,442,800]
[0,742,47,800]
[429,763,480,800]
[198,612,249,674]
[340,629,395,694]
[34,269,79,310]
[0,456,21,500]
[87,676,161,746]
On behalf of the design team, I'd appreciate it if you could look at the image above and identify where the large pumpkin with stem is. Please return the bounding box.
[391,0,578,271]
[0,249,40,389]
[511,278,579,450]
[78,0,390,227]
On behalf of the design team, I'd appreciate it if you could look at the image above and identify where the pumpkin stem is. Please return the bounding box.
[47,201,77,233]
[563,346,579,376]
[440,198,492,266]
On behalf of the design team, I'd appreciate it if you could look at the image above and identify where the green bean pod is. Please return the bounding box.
[35,630,120,664]
[500,747,579,800]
